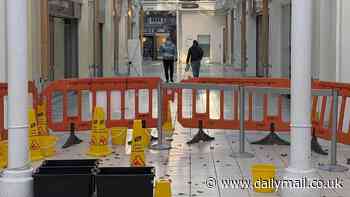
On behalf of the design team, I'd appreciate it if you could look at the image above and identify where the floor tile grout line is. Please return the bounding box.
[224,131,252,197]
[209,139,223,197]
[189,128,192,197]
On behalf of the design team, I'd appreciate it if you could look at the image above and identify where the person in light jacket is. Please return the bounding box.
[160,37,177,83]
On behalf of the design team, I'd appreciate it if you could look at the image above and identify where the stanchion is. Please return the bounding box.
[250,123,290,145]
[311,128,328,155]
[186,120,214,144]
[319,89,348,172]
[231,86,254,158]
[62,123,83,149]
[150,82,171,150]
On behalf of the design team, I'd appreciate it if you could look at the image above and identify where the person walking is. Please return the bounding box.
[160,37,177,83]
[186,40,204,78]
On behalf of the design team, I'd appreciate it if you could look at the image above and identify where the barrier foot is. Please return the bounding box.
[151,135,159,141]
[311,130,328,155]
[150,144,171,150]
[250,123,290,145]
[186,120,214,145]
[62,123,83,149]
[230,152,255,158]
[318,164,349,172]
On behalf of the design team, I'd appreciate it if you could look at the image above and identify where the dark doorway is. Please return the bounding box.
[64,19,79,78]
[256,14,270,77]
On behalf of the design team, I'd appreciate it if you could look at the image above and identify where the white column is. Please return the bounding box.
[0,0,33,196]
[0,0,6,82]
[281,0,320,196]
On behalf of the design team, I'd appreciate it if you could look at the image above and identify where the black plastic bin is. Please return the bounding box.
[41,159,99,167]
[95,167,155,197]
[33,167,96,197]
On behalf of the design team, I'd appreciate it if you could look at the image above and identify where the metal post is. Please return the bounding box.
[151,82,171,150]
[231,86,254,158]
[319,89,348,172]
[241,0,247,74]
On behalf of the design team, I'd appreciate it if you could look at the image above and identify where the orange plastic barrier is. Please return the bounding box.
[178,78,350,144]
[178,78,290,131]
[41,77,172,131]
[0,81,37,139]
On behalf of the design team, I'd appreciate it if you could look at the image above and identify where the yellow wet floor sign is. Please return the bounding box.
[37,102,49,136]
[28,109,44,161]
[130,123,146,167]
[28,109,39,137]
[87,107,112,157]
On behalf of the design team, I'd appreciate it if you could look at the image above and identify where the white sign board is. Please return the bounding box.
[127,39,143,76]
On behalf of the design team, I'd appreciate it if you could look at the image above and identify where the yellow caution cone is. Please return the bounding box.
[155,179,172,197]
[133,120,151,148]
[0,140,7,169]
[29,109,40,137]
[162,101,175,137]
[92,107,107,131]
[87,129,112,157]
[111,127,128,145]
[87,107,112,157]
[130,120,146,167]
[36,102,58,157]
[28,109,44,161]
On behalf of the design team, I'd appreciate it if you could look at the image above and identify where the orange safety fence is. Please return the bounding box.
[2,77,350,145]
[0,81,38,140]
[41,77,173,131]
[178,77,350,144]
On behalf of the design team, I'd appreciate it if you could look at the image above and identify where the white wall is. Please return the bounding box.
[233,6,241,67]
[316,0,336,81]
[102,0,115,76]
[337,0,350,83]
[0,0,6,82]
[79,0,94,78]
[28,0,42,82]
[312,0,350,83]
[181,12,226,64]
[269,0,283,77]
[117,0,129,73]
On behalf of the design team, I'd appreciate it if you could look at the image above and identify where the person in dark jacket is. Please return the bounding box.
[160,37,177,83]
[186,40,204,78]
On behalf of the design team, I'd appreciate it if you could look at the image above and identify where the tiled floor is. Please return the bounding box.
[33,127,350,197]
[30,63,350,196]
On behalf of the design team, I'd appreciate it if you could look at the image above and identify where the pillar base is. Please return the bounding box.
[280,167,320,197]
[318,164,349,172]
[0,168,33,197]
[150,143,171,150]
[230,152,255,158]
